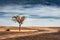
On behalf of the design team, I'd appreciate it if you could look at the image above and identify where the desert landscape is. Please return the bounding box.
[0,0,60,40]
[0,26,60,40]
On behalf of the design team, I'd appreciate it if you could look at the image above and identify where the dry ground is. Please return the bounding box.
[0,26,60,40]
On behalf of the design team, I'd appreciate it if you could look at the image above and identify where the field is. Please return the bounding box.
[0,26,60,40]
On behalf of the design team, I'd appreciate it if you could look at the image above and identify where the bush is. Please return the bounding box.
[6,29,10,31]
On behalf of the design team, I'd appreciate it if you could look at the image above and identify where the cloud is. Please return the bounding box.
[0,5,60,26]
[0,5,60,17]
[1,5,60,19]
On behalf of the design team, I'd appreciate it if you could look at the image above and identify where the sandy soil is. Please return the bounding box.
[0,26,60,40]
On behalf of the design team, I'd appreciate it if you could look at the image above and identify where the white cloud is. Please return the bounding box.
[0,5,60,17]
[0,5,60,26]
[0,16,60,26]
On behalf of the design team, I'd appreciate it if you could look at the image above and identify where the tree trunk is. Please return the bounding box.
[19,23,21,31]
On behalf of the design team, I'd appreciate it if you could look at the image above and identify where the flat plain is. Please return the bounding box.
[0,26,60,40]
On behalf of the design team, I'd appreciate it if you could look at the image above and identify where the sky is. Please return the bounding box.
[0,0,60,27]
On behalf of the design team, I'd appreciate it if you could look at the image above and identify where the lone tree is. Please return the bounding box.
[12,16,25,31]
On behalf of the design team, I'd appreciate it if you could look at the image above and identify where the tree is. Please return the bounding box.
[12,16,25,31]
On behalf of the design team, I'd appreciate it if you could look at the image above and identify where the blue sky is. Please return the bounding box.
[0,4,60,26]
